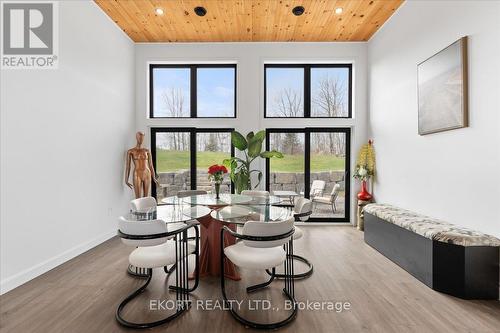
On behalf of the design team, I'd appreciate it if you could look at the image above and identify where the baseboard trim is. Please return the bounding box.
[0,229,116,295]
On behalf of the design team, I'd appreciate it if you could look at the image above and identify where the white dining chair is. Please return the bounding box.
[312,183,341,213]
[220,218,297,329]
[127,197,158,278]
[116,216,199,329]
[130,196,157,212]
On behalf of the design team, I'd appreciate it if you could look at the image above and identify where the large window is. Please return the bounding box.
[264,64,352,118]
[151,128,234,202]
[150,64,236,118]
[266,128,350,222]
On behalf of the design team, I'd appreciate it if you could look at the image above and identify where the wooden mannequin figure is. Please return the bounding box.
[125,132,159,198]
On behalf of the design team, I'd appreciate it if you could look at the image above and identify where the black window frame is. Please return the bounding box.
[265,127,351,223]
[151,127,235,200]
[264,64,352,118]
[149,64,237,118]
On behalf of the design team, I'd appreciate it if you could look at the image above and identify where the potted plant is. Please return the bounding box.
[223,130,283,194]
[353,140,375,201]
[208,164,228,199]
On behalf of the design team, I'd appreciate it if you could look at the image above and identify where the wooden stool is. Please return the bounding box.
[357,199,372,231]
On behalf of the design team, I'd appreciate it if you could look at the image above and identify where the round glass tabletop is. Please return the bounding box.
[127,204,211,224]
[210,205,294,225]
[181,193,253,207]
[160,196,183,205]
[244,195,283,205]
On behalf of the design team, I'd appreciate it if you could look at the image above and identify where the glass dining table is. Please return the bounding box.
[159,193,292,280]
[128,204,212,224]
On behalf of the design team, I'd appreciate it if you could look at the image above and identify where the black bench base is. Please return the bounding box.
[364,213,499,300]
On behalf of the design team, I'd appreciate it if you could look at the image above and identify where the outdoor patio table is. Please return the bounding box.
[273,190,300,205]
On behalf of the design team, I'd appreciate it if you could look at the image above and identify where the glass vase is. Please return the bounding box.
[214,182,221,199]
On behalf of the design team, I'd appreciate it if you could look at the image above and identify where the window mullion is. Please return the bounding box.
[304,65,311,118]
[190,65,197,118]
[190,129,197,190]
[304,129,311,197]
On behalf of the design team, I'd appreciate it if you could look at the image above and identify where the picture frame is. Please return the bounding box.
[417,36,468,135]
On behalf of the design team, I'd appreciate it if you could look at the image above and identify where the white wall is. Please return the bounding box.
[135,42,369,223]
[0,2,135,294]
[368,1,500,237]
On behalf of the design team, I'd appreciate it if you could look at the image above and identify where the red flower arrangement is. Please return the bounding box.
[208,164,228,183]
[208,164,227,199]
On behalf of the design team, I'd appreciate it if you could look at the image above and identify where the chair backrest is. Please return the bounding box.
[242,217,294,248]
[241,190,270,198]
[177,190,207,198]
[310,180,326,196]
[118,216,168,247]
[130,197,157,213]
[331,184,341,198]
[294,197,313,222]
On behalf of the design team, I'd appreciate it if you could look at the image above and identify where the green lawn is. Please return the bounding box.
[271,153,345,172]
[156,150,344,173]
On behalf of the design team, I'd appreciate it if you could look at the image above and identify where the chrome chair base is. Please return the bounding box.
[127,264,150,278]
[116,269,189,329]
[117,226,198,329]
[266,254,313,279]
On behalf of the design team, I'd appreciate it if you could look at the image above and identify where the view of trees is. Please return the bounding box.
[311,74,347,117]
[197,133,231,153]
[270,73,347,156]
[157,68,347,156]
[273,88,303,117]
[161,87,188,117]
[156,132,231,153]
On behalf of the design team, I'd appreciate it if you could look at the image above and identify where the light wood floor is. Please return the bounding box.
[1,227,499,333]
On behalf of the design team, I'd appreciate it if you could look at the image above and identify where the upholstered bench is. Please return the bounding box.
[363,203,500,299]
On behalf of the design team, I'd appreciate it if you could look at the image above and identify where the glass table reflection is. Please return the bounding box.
[128,204,211,224]
[181,193,253,207]
[244,195,283,206]
[160,196,183,205]
[161,194,283,206]
[211,205,293,225]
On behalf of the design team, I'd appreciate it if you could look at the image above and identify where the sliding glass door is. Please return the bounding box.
[309,131,348,219]
[266,128,350,222]
[151,128,234,202]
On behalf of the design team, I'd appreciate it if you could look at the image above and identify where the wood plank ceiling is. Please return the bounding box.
[95,0,404,42]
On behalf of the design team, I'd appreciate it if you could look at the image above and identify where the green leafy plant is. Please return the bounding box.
[223,130,283,194]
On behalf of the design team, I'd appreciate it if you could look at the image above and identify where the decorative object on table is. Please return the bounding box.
[356,199,372,231]
[208,164,228,199]
[125,131,160,198]
[223,130,283,194]
[353,140,375,201]
[418,36,468,135]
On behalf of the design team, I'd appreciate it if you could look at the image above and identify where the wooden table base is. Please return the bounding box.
[198,214,241,281]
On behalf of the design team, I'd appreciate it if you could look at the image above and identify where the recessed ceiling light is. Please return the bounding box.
[194,6,207,16]
[155,8,164,15]
[292,6,305,16]
[335,7,343,15]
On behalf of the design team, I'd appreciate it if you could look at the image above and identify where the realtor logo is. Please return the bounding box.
[1,1,58,69]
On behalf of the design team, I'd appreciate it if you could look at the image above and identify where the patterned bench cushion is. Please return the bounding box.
[363,203,500,247]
